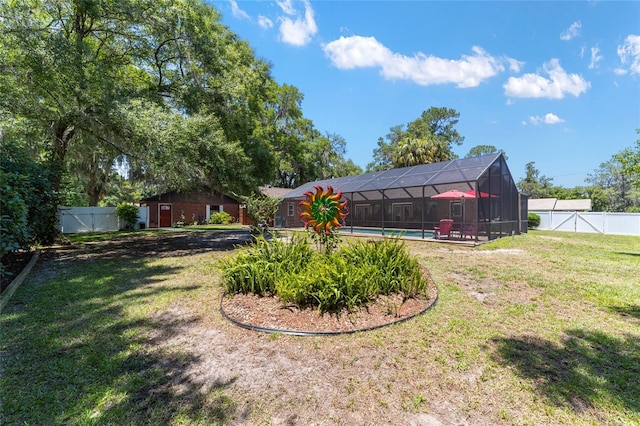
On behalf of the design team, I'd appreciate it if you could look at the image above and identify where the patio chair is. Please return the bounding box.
[461,224,476,239]
[434,219,454,239]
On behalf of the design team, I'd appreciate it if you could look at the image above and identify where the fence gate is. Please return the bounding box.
[59,207,119,233]
[550,212,605,234]
[532,211,640,236]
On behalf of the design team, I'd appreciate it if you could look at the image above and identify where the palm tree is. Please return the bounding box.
[393,136,438,167]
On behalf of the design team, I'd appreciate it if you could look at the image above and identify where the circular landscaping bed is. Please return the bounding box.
[220,279,438,335]
[219,234,439,335]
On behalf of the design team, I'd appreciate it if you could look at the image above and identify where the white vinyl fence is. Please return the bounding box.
[58,206,150,234]
[530,211,640,236]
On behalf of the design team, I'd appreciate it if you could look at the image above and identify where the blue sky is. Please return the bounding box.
[213,0,640,188]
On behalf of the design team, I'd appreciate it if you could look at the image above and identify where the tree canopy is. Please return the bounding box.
[517,162,554,199]
[465,145,507,160]
[1,0,359,191]
[586,145,640,212]
[616,130,640,189]
[367,107,464,171]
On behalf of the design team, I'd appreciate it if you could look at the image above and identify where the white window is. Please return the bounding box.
[451,201,463,217]
[287,203,295,217]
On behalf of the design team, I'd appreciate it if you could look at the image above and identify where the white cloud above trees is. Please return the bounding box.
[528,113,565,125]
[323,36,514,88]
[276,0,296,16]
[503,59,590,99]
[560,21,581,41]
[278,0,317,46]
[229,0,250,20]
[258,15,273,29]
[589,47,603,69]
[616,34,640,75]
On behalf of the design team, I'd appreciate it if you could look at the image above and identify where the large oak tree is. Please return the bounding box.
[0,0,277,199]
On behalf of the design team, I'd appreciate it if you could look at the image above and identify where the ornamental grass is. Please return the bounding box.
[220,234,429,314]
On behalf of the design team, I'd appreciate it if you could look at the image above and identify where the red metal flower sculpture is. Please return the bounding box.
[299,185,348,234]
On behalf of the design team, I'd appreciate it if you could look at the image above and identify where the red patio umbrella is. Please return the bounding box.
[431,189,467,199]
[431,189,468,224]
[464,190,498,198]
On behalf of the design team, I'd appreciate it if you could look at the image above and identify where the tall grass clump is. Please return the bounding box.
[220,234,430,314]
[220,233,313,295]
[340,239,426,297]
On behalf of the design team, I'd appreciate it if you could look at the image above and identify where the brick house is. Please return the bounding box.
[140,190,242,228]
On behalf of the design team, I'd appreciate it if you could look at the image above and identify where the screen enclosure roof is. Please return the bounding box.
[282,153,502,199]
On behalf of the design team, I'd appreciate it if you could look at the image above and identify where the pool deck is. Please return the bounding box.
[278,228,485,246]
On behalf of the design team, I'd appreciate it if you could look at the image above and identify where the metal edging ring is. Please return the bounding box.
[219,277,439,336]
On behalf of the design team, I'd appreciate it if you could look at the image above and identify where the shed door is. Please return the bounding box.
[159,205,172,227]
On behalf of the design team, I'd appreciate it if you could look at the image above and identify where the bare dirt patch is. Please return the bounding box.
[448,272,499,304]
[151,304,472,426]
[444,248,526,255]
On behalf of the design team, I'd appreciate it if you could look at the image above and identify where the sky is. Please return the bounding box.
[212,0,640,188]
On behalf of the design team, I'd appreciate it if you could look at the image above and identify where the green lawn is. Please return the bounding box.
[1,230,638,425]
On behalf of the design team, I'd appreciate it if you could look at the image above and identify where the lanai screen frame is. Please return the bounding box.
[279,153,525,241]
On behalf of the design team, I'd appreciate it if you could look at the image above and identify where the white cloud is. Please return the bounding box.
[258,15,273,29]
[278,0,317,46]
[229,0,250,20]
[507,58,525,73]
[529,113,565,125]
[616,34,640,75]
[544,113,564,124]
[589,47,603,69]
[560,21,581,41]
[324,36,390,69]
[276,0,296,16]
[323,36,513,88]
[503,59,590,99]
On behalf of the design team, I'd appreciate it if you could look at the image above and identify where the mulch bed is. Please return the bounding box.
[221,284,438,334]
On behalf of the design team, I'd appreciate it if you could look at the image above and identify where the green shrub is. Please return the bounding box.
[527,212,541,228]
[1,139,59,277]
[220,234,430,314]
[220,233,313,295]
[209,211,234,225]
[117,203,140,229]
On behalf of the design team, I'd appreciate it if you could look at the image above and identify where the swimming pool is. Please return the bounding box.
[338,226,435,239]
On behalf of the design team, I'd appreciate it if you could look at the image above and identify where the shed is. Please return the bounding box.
[140,190,242,228]
[259,186,292,199]
[278,153,527,241]
[528,198,592,211]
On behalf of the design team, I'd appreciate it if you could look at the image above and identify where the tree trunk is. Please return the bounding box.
[51,121,75,192]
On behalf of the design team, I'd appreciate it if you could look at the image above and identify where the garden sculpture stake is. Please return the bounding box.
[299,185,348,253]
